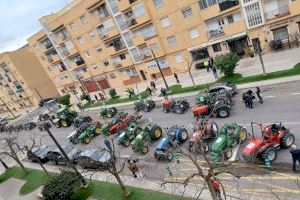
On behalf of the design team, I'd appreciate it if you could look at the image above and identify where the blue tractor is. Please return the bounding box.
[154,125,188,161]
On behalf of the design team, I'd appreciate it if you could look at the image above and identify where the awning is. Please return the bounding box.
[187,31,247,52]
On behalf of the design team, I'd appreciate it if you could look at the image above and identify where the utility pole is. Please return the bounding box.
[0,97,15,118]
[150,49,169,89]
[34,88,43,100]
[45,126,86,185]
[76,73,88,94]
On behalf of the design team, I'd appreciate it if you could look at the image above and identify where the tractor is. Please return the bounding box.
[51,107,78,128]
[242,122,295,163]
[99,102,117,119]
[134,96,156,112]
[131,123,162,154]
[211,123,248,162]
[100,114,125,135]
[118,123,143,147]
[73,115,92,128]
[109,113,142,135]
[162,97,190,114]
[154,125,188,161]
[68,122,92,144]
[192,91,232,118]
[189,117,219,153]
[77,121,102,144]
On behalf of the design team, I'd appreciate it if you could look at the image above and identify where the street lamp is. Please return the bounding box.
[150,49,169,89]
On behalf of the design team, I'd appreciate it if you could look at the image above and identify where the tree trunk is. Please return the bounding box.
[258,53,266,75]
[0,158,8,170]
[188,69,196,86]
[111,165,130,197]
[37,159,50,177]
[14,156,26,171]
[205,179,218,200]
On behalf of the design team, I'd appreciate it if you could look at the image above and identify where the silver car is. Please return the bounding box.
[77,149,111,170]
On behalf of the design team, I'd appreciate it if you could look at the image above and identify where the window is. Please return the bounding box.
[80,15,88,24]
[189,28,199,39]
[132,4,146,17]
[167,36,177,45]
[109,73,116,79]
[132,24,156,39]
[88,31,96,39]
[212,43,222,52]
[174,54,184,63]
[153,0,163,8]
[65,40,74,50]
[160,17,170,28]
[198,0,217,10]
[95,46,102,53]
[77,37,84,45]
[244,2,263,27]
[103,19,115,30]
[182,7,193,18]
[84,50,91,58]
[227,15,234,24]
[103,60,109,66]
[273,27,289,41]
[70,22,77,30]
[150,43,159,53]
[158,58,169,69]
[120,53,126,60]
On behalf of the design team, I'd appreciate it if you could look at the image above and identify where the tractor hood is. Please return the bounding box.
[117,131,127,144]
[109,124,119,132]
[211,134,227,153]
[131,134,143,150]
[156,137,170,151]
[242,137,264,156]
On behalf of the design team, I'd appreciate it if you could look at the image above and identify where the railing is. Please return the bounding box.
[219,0,239,11]
[208,29,224,38]
[264,5,290,20]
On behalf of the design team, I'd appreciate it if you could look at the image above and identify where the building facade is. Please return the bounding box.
[27,0,300,101]
[0,48,59,115]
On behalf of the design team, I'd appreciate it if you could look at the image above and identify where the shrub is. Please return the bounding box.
[109,88,117,98]
[57,94,71,106]
[80,93,91,102]
[214,52,240,77]
[42,171,82,200]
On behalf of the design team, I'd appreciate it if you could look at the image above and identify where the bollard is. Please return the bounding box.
[165,165,173,176]
[173,153,180,164]
[264,157,272,171]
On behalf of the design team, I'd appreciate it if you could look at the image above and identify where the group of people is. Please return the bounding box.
[242,87,263,109]
[145,79,157,97]
[127,159,144,179]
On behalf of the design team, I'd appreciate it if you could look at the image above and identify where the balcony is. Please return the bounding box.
[117,0,138,12]
[102,28,120,40]
[264,4,290,20]
[113,58,133,68]
[224,20,246,36]
[219,0,239,12]
[129,13,151,29]
[208,28,225,38]
[132,35,145,46]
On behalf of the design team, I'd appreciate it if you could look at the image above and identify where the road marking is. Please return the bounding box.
[264,95,276,98]
[291,93,300,95]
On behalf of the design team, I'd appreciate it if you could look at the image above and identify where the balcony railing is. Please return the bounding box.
[75,59,85,66]
[208,29,225,38]
[264,5,290,20]
[219,0,239,12]
[126,18,137,27]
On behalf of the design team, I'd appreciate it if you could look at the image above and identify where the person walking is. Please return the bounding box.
[244,92,253,108]
[134,159,144,179]
[94,95,99,101]
[146,86,152,97]
[127,160,138,178]
[174,72,180,83]
[290,144,300,172]
[212,66,218,79]
[150,80,157,90]
[256,87,263,104]
[161,87,167,99]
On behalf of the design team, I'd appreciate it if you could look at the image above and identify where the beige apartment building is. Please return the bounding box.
[27,0,300,101]
[0,47,59,115]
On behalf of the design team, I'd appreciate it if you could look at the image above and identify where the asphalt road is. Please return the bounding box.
[2,81,300,200]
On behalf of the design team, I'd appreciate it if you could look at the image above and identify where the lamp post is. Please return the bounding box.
[150,49,169,89]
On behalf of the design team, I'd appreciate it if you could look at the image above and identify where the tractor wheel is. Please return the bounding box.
[61,120,69,127]
[202,142,210,154]
[224,148,233,160]
[281,133,295,148]
[216,107,230,118]
[134,127,143,136]
[151,126,162,140]
[210,122,219,138]
[142,146,149,154]
[73,138,79,144]
[262,147,277,162]
[85,138,91,144]
[174,106,184,114]
[178,129,188,143]
[95,127,101,135]
[123,140,130,147]
[239,128,248,143]
[163,107,169,113]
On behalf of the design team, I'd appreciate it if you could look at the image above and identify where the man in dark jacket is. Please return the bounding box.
[290,144,300,172]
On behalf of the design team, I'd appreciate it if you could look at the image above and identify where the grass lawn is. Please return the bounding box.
[0,166,51,195]
[83,63,300,108]
[0,167,191,200]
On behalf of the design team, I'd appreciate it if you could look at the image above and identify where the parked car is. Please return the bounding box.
[208,82,237,95]
[46,144,81,165]
[77,149,111,170]
[27,145,51,163]
[39,98,54,107]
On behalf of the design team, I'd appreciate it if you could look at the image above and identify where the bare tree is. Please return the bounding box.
[0,157,8,170]
[252,36,267,75]
[0,133,26,171]
[183,56,196,86]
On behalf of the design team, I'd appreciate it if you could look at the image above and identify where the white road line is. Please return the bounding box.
[291,93,300,96]
[264,95,276,98]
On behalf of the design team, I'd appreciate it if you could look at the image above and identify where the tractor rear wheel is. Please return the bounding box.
[142,146,149,154]
[151,126,162,140]
[174,106,184,114]
[262,147,277,162]
[216,107,230,118]
[281,133,295,148]
[239,128,248,143]
[178,129,188,143]
[224,148,233,160]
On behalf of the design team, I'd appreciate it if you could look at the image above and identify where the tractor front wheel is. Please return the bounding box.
[281,133,295,148]
[85,138,91,144]
[262,147,277,162]
[123,140,130,147]
[239,128,248,143]
[142,146,149,154]
[151,126,162,140]
[224,148,233,160]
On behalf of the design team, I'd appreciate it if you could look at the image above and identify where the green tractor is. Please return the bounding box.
[118,123,143,147]
[51,107,78,128]
[131,123,162,154]
[211,123,248,162]
[77,122,102,144]
[99,102,117,119]
[134,95,155,112]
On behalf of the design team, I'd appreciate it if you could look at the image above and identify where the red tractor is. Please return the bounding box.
[109,114,142,135]
[242,122,295,162]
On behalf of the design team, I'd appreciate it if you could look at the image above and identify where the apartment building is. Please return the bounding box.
[0,48,59,115]
[27,0,300,101]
